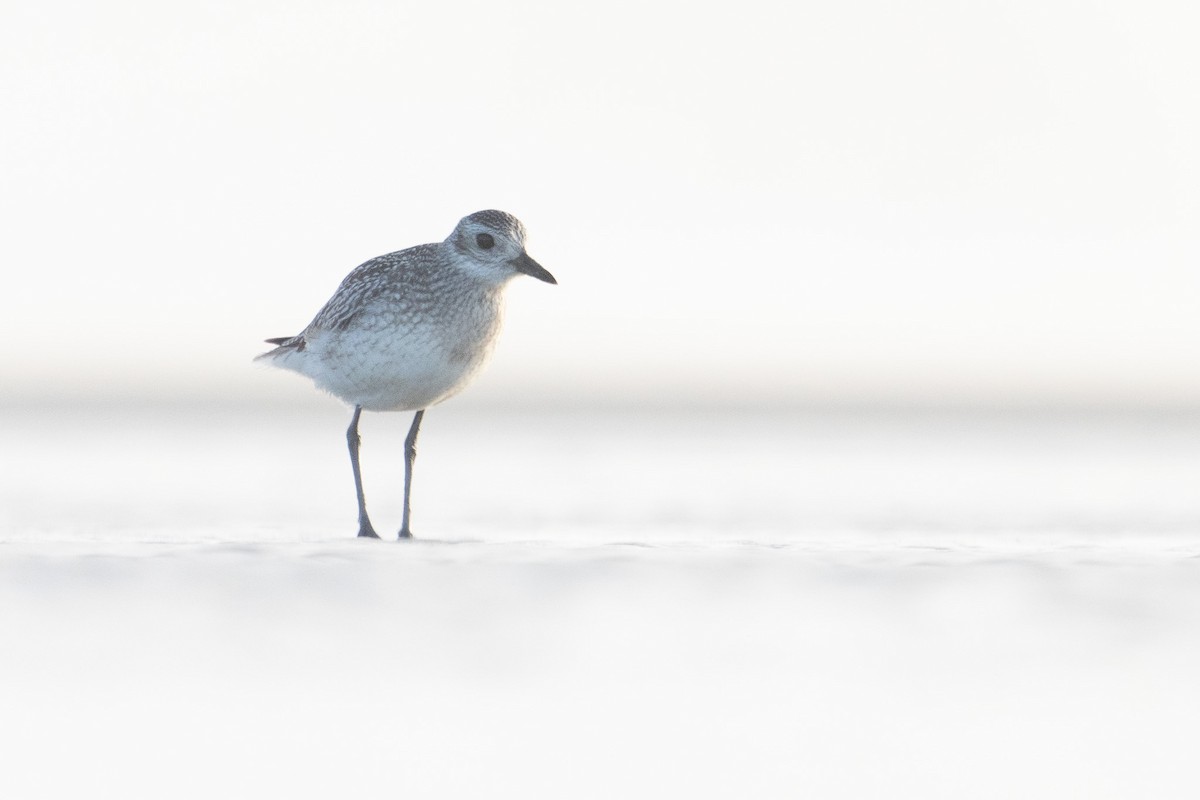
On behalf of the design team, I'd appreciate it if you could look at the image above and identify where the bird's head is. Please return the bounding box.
[448,210,557,286]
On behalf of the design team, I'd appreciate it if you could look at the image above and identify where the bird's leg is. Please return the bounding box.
[347,405,380,539]
[399,409,425,540]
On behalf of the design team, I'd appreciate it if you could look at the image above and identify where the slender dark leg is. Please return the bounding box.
[398,409,425,540]
[347,405,379,539]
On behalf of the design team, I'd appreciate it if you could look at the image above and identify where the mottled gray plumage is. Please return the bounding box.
[256,210,556,539]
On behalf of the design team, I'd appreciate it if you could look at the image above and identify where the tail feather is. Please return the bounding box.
[255,334,307,362]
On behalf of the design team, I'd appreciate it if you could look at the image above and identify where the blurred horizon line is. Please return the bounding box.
[4,383,1200,417]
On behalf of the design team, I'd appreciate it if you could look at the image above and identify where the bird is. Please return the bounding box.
[256,210,556,539]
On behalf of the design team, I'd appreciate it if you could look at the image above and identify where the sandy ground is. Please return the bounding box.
[2,405,1200,798]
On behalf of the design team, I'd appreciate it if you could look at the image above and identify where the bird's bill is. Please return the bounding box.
[511,252,557,284]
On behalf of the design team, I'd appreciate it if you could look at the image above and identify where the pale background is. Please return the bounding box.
[4,3,1200,799]
[2,0,1197,410]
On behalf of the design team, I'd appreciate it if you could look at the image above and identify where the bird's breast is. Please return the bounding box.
[306,287,505,411]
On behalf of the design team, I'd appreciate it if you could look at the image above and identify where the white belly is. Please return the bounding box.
[276,309,501,412]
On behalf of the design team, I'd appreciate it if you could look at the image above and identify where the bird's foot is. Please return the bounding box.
[357,522,381,539]
[398,528,415,541]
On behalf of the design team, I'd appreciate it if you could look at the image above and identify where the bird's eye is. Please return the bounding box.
[476,233,495,250]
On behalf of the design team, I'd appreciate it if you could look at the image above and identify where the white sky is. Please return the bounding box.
[2,0,1198,408]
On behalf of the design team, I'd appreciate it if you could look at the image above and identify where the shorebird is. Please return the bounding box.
[256,210,556,539]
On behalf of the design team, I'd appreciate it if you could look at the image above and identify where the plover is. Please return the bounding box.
[257,210,556,539]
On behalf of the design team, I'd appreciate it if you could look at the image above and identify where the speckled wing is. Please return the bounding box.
[257,244,438,358]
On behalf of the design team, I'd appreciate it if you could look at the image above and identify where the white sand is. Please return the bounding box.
[2,406,1200,798]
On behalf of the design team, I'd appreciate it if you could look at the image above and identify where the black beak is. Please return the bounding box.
[510,252,557,284]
